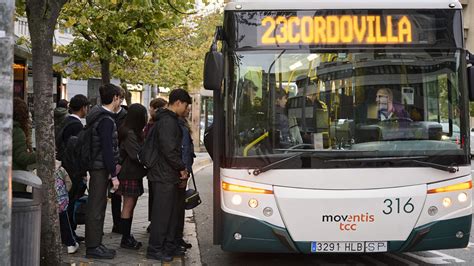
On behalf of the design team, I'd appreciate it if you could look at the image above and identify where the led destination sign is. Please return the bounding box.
[259,15,413,45]
[229,10,460,49]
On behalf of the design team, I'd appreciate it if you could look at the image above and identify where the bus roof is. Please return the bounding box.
[224,0,462,11]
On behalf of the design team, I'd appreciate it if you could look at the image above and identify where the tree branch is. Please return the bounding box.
[123,21,144,35]
[166,0,197,15]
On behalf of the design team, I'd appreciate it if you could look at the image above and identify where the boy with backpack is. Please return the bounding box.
[84,84,122,259]
[56,94,89,241]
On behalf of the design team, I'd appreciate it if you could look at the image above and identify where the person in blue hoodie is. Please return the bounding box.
[175,104,195,251]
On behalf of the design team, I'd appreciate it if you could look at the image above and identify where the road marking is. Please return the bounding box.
[468,242,474,248]
[404,251,465,264]
[362,255,388,266]
[385,254,418,265]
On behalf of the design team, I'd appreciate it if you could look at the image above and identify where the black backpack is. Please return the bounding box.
[62,115,109,178]
[55,118,82,161]
[138,123,159,169]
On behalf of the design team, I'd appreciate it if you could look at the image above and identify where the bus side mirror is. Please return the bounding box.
[203,50,224,91]
[468,66,474,101]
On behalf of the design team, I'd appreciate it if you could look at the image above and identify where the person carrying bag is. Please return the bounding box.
[184,171,201,210]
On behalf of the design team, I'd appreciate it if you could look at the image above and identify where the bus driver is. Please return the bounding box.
[376,88,409,121]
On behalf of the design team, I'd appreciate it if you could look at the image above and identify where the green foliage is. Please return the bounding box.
[59,0,223,92]
[59,0,194,82]
[15,0,26,16]
[153,11,223,91]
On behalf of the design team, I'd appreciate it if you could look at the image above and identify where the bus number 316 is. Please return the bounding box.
[383,198,414,214]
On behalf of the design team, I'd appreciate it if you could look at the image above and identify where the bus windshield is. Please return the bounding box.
[228,50,467,162]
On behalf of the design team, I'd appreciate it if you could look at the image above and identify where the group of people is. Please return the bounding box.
[12,85,195,263]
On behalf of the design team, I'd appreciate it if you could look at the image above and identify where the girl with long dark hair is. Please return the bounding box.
[116,103,148,249]
[12,97,36,191]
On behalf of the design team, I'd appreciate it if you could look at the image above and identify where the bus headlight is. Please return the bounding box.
[248,198,259,208]
[458,192,468,203]
[232,195,242,205]
[442,197,452,208]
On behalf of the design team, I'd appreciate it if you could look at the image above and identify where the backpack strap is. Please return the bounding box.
[190,170,198,191]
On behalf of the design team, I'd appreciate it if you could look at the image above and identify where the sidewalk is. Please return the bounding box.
[62,153,211,266]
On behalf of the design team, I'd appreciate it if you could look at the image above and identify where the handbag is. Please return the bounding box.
[184,171,202,210]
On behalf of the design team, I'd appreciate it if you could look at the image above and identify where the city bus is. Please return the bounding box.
[203,0,473,253]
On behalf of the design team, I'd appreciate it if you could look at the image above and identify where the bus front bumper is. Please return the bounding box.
[221,212,472,253]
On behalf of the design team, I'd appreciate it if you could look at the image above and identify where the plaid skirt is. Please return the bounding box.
[117,179,144,197]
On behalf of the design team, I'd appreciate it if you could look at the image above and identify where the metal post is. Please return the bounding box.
[0,0,15,265]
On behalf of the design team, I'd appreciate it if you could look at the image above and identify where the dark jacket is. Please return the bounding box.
[378,103,409,121]
[148,108,185,184]
[12,121,36,171]
[54,107,69,136]
[86,105,120,177]
[144,121,154,138]
[179,119,195,172]
[61,116,83,143]
[118,130,147,180]
[114,107,128,131]
[12,121,36,191]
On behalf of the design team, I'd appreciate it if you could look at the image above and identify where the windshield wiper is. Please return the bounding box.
[326,156,458,173]
[253,151,310,176]
[407,160,458,173]
[253,150,379,176]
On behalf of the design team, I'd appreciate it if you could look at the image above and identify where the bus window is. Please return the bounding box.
[231,50,464,157]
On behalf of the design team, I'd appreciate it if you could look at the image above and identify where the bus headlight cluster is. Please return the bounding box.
[232,195,242,205]
[458,192,468,203]
[248,198,259,208]
[442,197,452,208]
[440,193,468,208]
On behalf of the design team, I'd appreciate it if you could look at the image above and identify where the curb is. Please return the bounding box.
[184,156,212,266]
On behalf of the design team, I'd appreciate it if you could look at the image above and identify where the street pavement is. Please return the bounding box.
[62,153,211,266]
[194,164,474,266]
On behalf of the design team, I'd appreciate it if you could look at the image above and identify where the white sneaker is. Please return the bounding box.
[67,242,80,254]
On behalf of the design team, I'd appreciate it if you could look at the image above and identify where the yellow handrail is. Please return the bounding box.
[243,132,269,157]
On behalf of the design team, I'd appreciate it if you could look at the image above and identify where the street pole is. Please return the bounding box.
[0,0,15,265]
[152,58,159,98]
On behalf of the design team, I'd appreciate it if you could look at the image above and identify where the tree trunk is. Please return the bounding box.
[101,58,111,85]
[0,1,15,265]
[26,0,67,265]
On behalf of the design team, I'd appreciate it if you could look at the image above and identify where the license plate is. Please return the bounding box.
[311,241,388,253]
